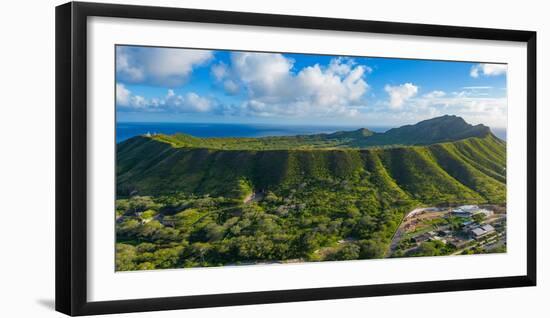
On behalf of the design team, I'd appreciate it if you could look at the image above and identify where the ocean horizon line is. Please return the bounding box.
[116,121,507,144]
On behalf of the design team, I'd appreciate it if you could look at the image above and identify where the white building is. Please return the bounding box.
[451,206,476,217]
[477,208,494,217]
[451,205,494,218]
[470,224,496,239]
[451,209,473,217]
[459,205,479,212]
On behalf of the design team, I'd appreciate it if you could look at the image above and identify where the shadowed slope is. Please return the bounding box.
[117,133,506,205]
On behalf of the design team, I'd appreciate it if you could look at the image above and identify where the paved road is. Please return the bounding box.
[386,207,441,257]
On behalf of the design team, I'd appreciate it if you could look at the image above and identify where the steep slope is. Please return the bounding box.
[374,146,483,203]
[353,115,492,147]
[427,135,506,202]
[117,133,506,204]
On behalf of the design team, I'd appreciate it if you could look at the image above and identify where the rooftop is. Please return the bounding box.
[471,228,486,236]
[458,205,479,211]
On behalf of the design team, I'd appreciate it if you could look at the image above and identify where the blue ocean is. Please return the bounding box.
[116,122,507,143]
[117,122,376,143]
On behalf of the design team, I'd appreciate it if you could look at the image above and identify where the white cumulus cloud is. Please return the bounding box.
[211,62,229,81]
[222,80,240,95]
[116,83,213,113]
[376,88,507,128]
[117,52,370,118]
[231,52,295,100]
[211,62,241,95]
[116,83,131,106]
[163,90,213,112]
[423,90,446,99]
[116,46,213,87]
[227,53,369,117]
[385,83,419,109]
[470,63,507,78]
[116,83,151,109]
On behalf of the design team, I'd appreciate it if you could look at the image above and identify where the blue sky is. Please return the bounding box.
[116,45,507,128]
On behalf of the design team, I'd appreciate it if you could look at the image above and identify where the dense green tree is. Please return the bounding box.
[472,213,486,224]
[326,244,360,261]
[116,243,137,271]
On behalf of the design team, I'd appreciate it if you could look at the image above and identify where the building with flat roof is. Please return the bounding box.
[451,208,474,218]
[459,205,479,211]
[412,233,432,244]
[470,224,496,239]
[449,238,470,249]
[451,205,494,218]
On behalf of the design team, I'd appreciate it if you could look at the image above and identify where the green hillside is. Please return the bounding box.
[115,116,506,270]
[117,133,505,204]
[143,115,492,151]
[354,115,492,147]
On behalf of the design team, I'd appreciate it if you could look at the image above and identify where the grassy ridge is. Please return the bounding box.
[145,115,494,151]
[150,132,351,150]
[353,115,492,147]
[117,133,506,204]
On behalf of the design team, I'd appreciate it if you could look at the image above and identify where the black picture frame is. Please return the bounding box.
[55,1,537,316]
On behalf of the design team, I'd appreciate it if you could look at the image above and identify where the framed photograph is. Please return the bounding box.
[55,1,536,316]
